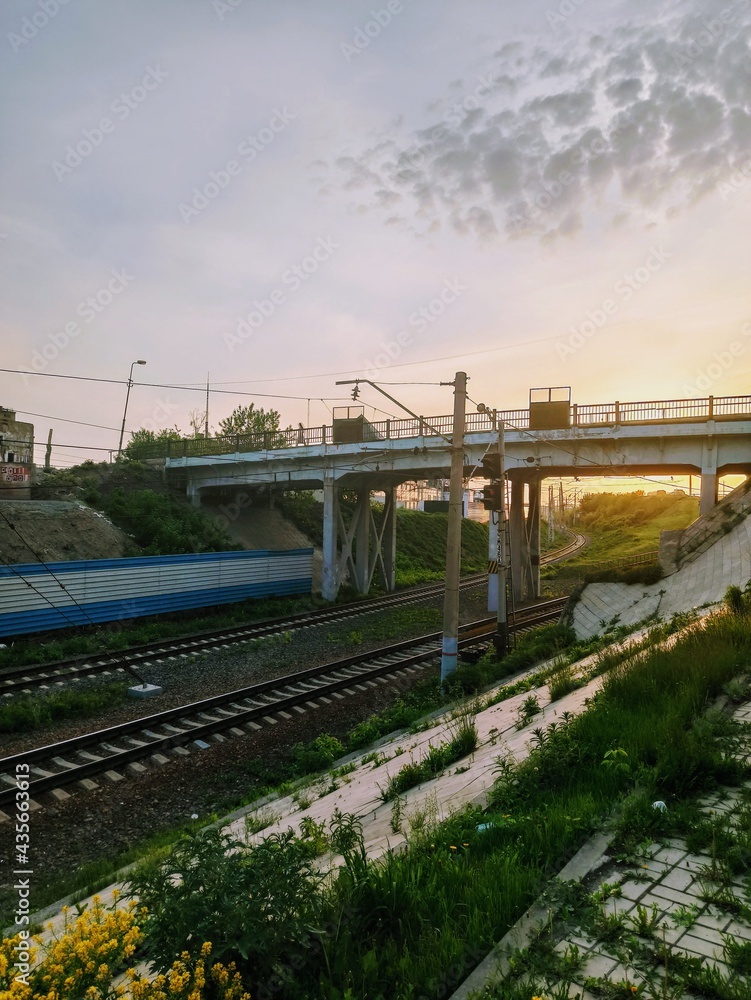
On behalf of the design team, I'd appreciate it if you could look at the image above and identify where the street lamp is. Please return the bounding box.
[117,360,147,456]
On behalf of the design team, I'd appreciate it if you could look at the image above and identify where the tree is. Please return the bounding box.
[216,404,286,446]
[123,426,183,460]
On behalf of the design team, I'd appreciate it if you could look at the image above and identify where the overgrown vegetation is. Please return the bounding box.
[380,715,478,800]
[36,459,240,555]
[544,490,698,587]
[0,682,128,734]
[113,606,751,999]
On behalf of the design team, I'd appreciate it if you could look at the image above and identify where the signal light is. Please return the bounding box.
[482,482,503,510]
[480,452,501,479]
[351,383,361,401]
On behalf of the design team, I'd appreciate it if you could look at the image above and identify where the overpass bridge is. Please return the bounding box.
[160,394,751,602]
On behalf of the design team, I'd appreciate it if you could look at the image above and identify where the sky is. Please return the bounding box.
[1,0,750,478]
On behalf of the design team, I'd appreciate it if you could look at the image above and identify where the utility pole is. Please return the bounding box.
[494,422,509,659]
[205,372,210,438]
[44,429,53,471]
[440,371,467,683]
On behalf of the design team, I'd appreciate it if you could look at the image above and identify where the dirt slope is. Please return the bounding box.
[201,500,322,589]
[0,500,130,565]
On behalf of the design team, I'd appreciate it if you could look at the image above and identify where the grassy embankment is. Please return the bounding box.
[544,490,699,588]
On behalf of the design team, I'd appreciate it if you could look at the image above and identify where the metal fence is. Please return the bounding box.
[126,394,751,461]
[0,548,314,637]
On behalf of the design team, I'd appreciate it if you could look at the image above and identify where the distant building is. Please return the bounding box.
[0,408,33,499]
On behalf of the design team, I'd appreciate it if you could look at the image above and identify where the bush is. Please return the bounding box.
[127,828,323,990]
[292,733,346,774]
[104,487,239,554]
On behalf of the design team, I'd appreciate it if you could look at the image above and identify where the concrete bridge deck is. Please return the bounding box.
[158,394,751,601]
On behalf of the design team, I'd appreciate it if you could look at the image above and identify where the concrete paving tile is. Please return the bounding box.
[722,918,751,941]
[678,929,727,960]
[693,909,732,933]
[619,878,653,901]
[578,952,620,980]
[651,845,689,866]
[650,882,700,906]
[659,867,696,892]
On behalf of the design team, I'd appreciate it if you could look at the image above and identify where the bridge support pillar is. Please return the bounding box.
[321,483,398,601]
[186,481,202,508]
[381,486,397,593]
[700,468,718,516]
[528,477,541,601]
[322,478,339,601]
[509,475,541,605]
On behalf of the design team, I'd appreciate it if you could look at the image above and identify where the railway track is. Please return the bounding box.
[0,598,567,810]
[0,573,488,697]
[0,531,584,699]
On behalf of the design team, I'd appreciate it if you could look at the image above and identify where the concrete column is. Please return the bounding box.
[353,490,371,594]
[527,478,541,600]
[700,468,719,516]
[509,476,527,605]
[322,478,339,601]
[187,480,201,508]
[382,486,397,592]
[487,511,499,613]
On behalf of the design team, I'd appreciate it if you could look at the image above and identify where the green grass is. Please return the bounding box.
[544,491,698,582]
[116,605,751,999]
[0,683,128,734]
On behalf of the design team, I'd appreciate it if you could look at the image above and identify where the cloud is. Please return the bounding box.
[325,2,751,242]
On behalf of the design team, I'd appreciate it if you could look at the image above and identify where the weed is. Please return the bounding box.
[671,903,700,929]
[628,902,661,937]
[515,693,541,729]
[390,795,404,834]
[243,808,280,837]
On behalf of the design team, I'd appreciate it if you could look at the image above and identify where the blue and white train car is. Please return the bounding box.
[0,548,313,637]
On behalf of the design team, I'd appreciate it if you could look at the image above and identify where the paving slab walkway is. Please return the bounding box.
[457,700,751,1000]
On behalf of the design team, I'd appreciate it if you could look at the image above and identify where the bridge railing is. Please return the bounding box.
[128,394,751,461]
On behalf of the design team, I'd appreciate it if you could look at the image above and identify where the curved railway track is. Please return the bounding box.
[0,598,567,810]
[0,532,584,698]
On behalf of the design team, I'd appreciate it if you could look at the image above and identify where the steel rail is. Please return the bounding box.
[0,599,567,808]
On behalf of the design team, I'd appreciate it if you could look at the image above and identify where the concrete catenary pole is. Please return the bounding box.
[441,371,467,683]
[495,422,509,658]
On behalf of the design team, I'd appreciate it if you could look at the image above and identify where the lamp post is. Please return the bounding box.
[117,360,147,456]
